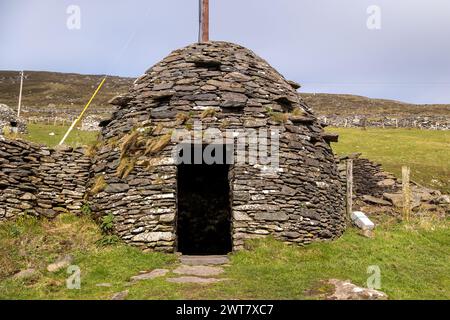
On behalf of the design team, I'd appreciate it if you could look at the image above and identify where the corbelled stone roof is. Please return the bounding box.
[104,41,317,138]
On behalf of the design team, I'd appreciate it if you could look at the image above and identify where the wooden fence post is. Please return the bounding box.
[402,166,411,222]
[346,159,353,221]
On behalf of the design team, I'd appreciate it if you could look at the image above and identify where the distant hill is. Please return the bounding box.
[1,70,449,118]
[302,93,450,117]
[0,71,132,117]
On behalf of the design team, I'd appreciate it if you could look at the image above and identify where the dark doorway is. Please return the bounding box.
[176,145,232,255]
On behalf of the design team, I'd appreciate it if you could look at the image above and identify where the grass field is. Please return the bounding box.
[327,128,450,194]
[0,214,448,300]
[21,124,99,148]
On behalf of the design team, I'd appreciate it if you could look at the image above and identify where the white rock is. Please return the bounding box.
[351,211,375,231]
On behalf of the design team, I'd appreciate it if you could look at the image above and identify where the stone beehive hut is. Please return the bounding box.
[90,41,346,254]
[0,104,27,135]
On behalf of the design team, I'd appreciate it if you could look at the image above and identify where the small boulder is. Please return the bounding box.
[111,290,129,300]
[327,279,388,300]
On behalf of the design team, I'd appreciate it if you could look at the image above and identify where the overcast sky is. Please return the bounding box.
[1,0,449,104]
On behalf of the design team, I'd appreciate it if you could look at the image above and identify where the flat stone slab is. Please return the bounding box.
[173,265,224,277]
[130,269,169,282]
[179,255,230,266]
[96,283,112,287]
[327,279,388,300]
[111,290,129,300]
[47,255,74,273]
[13,268,38,280]
[167,276,228,284]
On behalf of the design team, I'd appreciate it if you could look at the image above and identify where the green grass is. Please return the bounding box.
[21,124,98,148]
[0,214,448,300]
[328,128,450,194]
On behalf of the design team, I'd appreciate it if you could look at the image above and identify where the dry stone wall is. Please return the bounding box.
[0,104,27,135]
[319,115,450,130]
[337,154,399,198]
[0,138,91,220]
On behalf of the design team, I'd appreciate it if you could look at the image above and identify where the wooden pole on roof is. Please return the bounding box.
[199,0,209,42]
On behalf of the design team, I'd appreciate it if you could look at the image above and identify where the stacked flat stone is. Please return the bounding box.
[91,41,346,252]
[318,114,450,130]
[338,154,399,198]
[0,139,90,220]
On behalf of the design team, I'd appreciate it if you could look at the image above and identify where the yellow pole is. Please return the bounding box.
[59,77,107,145]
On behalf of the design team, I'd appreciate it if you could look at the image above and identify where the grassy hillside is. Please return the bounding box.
[0,71,132,116]
[302,93,450,117]
[1,71,449,119]
[328,128,450,194]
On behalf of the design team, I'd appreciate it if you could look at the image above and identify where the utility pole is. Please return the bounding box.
[17,71,24,118]
[199,0,209,42]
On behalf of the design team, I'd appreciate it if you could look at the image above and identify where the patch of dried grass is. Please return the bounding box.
[0,214,101,280]
[90,175,107,195]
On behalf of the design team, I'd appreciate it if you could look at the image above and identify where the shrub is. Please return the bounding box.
[100,213,115,234]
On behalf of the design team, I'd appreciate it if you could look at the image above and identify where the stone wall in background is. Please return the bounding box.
[337,153,399,199]
[0,137,91,220]
[0,104,27,135]
[338,153,449,214]
[319,115,450,130]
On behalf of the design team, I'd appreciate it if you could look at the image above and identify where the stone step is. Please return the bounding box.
[173,265,224,277]
[167,276,228,284]
[179,255,230,266]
